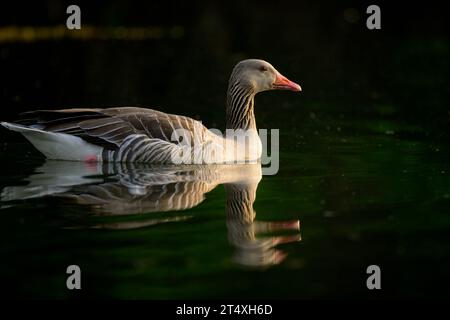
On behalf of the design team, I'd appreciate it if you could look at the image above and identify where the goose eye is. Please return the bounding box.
[259,66,268,72]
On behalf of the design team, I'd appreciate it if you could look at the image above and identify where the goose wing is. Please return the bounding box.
[18,107,211,150]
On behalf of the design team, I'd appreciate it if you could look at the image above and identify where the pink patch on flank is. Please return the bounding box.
[84,155,98,171]
[85,155,98,163]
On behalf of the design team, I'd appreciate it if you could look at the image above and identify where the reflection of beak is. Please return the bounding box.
[269,220,301,232]
[254,220,301,234]
[273,72,302,92]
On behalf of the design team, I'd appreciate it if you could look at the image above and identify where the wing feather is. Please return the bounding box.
[16,107,212,154]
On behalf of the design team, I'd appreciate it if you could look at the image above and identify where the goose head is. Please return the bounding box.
[229,59,301,93]
[226,59,301,130]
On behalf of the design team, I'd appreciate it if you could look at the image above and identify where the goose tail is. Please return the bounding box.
[1,122,103,161]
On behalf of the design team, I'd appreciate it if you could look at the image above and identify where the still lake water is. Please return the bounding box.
[1,110,449,299]
[0,16,449,297]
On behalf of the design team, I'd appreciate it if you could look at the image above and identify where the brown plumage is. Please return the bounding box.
[18,107,209,149]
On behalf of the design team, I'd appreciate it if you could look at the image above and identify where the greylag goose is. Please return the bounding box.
[1,59,301,164]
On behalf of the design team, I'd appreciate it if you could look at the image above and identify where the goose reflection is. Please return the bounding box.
[1,160,301,267]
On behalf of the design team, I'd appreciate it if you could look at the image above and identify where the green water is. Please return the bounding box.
[1,110,449,299]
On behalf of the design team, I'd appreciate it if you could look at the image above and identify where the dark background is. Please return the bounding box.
[0,0,449,299]
[0,0,448,138]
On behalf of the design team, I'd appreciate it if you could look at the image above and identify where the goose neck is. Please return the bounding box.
[226,84,256,131]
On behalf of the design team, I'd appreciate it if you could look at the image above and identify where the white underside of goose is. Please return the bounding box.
[1,122,104,161]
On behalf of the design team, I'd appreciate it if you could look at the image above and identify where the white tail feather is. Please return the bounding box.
[1,122,103,161]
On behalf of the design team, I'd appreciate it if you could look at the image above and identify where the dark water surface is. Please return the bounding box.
[1,114,449,298]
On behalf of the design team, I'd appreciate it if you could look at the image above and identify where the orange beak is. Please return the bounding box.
[273,72,302,92]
